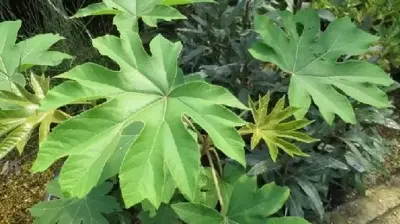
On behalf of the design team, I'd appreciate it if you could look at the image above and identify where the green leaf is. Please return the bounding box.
[191,167,218,208]
[98,123,140,183]
[172,203,224,224]
[249,9,394,124]
[70,2,119,18]
[32,32,246,209]
[139,203,181,224]
[0,20,71,90]
[0,75,69,159]
[162,0,215,5]
[266,217,311,224]
[239,93,318,161]
[72,0,186,32]
[247,160,269,176]
[173,164,309,224]
[142,5,186,27]
[30,182,121,224]
[294,177,324,219]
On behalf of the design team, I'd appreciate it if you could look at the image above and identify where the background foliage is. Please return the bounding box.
[0,0,399,223]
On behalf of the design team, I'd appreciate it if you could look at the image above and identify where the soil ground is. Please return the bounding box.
[0,136,59,224]
[1,98,399,224]
[326,126,400,224]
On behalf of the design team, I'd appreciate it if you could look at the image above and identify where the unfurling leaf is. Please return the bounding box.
[30,181,121,224]
[0,20,71,91]
[172,164,310,224]
[31,31,247,209]
[71,0,213,32]
[0,74,70,159]
[240,93,318,161]
[250,9,394,124]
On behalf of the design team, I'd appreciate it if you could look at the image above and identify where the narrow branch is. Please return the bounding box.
[183,115,203,142]
[211,148,223,175]
[281,157,290,185]
[205,149,224,210]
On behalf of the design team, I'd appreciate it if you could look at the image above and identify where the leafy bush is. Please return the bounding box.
[0,0,398,223]
[312,0,400,71]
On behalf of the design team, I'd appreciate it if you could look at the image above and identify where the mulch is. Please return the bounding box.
[0,137,59,224]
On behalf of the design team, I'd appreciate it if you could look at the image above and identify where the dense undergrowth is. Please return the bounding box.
[0,0,399,223]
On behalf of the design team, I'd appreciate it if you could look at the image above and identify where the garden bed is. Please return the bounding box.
[0,137,60,224]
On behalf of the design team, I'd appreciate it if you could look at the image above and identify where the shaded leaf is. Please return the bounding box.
[294,177,324,219]
[30,182,121,224]
[139,203,181,224]
[356,107,400,130]
[173,164,309,224]
[247,160,269,176]
[163,0,215,5]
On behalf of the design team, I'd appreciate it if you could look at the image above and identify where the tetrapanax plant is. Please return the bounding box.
[172,164,310,224]
[31,31,247,209]
[30,180,121,224]
[245,103,399,219]
[0,74,70,159]
[0,20,71,91]
[249,8,394,124]
[71,0,215,32]
[240,93,318,161]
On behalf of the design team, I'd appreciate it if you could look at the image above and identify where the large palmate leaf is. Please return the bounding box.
[31,31,247,209]
[239,93,318,162]
[72,0,214,32]
[172,164,310,224]
[0,20,71,91]
[249,9,394,124]
[30,181,121,224]
[0,74,69,159]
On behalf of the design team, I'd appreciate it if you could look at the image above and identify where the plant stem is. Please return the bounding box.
[243,0,252,32]
[183,115,203,142]
[281,157,290,185]
[211,148,223,175]
[205,149,224,210]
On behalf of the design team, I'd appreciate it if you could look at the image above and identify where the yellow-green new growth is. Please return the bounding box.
[240,93,318,162]
[0,74,70,159]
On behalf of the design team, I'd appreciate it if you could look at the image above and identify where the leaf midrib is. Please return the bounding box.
[135,104,166,187]
[293,34,341,75]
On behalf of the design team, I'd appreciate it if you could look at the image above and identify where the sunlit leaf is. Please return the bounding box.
[0,75,69,159]
[32,31,246,209]
[240,93,318,161]
[250,9,393,124]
